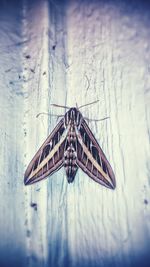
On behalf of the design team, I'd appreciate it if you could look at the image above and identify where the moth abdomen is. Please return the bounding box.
[64,144,78,183]
[65,164,78,183]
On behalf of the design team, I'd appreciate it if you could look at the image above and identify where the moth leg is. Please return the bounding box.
[36,112,64,119]
[83,116,110,122]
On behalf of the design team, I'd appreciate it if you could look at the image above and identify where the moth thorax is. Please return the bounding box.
[64,108,82,127]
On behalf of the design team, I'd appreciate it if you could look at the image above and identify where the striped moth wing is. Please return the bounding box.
[24,118,67,185]
[24,106,116,189]
[76,119,116,189]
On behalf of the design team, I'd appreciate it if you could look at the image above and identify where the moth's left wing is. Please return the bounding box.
[24,118,67,185]
[76,120,116,189]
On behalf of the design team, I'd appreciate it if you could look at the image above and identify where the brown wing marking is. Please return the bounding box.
[76,120,116,189]
[24,118,67,185]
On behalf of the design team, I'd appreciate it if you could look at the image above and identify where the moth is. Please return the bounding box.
[24,103,116,189]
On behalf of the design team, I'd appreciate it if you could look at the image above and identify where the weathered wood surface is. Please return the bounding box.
[0,0,150,267]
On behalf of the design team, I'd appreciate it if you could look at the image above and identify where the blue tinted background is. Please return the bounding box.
[0,0,150,267]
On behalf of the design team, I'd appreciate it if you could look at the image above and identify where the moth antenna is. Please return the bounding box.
[50,104,70,109]
[79,100,100,109]
[84,116,110,122]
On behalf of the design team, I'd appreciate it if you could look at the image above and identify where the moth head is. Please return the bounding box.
[65,107,83,127]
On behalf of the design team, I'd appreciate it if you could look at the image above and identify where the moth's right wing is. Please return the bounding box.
[24,118,67,185]
[76,119,116,189]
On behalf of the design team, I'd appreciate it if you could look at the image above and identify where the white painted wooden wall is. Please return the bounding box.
[0,0,150,267]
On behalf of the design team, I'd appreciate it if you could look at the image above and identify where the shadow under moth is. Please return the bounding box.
[24,105,116,189]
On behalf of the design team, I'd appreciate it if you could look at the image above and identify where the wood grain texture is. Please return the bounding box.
[0,0,150,267]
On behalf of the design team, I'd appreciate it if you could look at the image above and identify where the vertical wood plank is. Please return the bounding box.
[0,0,50,266]
[47,1,150,267]
[0,1,27,266]
[22,1,49,266]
